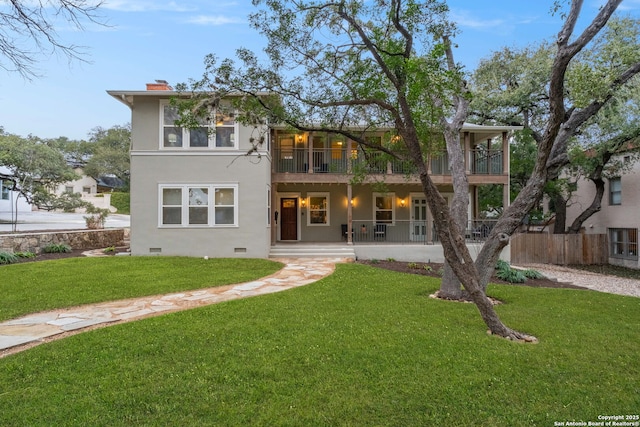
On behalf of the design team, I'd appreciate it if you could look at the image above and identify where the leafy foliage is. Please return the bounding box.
[495,260,526,283]
[83,125,131,188]
[0,252,18,265]
[0,130,80,211]
[43,243,72,254]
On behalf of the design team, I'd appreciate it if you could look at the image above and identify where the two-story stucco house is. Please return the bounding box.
[565,151,639,269]
[108,82,519,261]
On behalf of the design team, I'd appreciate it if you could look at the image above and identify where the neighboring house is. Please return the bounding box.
[565,152,639,269]
[0,166,32,215]
[108,82,519,261]
[55,166,113,212]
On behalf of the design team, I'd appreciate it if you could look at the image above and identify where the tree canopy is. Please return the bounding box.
[181,0,638,341]
[0,0,104,78]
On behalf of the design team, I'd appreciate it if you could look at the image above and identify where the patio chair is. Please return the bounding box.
[374,224,387,241]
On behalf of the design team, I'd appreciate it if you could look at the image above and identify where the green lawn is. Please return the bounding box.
[0,257,282,321]
[1,263,638,426]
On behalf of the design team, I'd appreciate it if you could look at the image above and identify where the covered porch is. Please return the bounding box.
[271,183,504,246]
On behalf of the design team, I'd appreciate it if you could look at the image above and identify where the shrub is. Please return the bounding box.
[103,246,116,253]
[523,269,544,279]
[386,258,396,262]
[0,252,18,265]
[407,262,419,269]
[84,205,110,229]
[43,243,72,254]
[370,259,380,264]
[495,259,526,283]
[423,265,433,272]
[15,251,36,258]
[110,191,130,214]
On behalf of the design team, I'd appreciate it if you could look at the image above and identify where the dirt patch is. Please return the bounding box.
[356,259,589,290]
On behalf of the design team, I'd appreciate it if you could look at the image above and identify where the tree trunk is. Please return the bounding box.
[440,264,462,299]
[567,177,605,233]
[552,193,567,234]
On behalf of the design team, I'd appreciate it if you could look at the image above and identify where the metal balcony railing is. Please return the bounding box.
[343,219,498,245]
[273,148,503,176]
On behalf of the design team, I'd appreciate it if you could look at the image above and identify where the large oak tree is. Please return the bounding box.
[182,0,638,341]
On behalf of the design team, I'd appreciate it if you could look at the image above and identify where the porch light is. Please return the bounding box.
[301,198,306,207]
[296,134,304,143]
[400,199,405,207]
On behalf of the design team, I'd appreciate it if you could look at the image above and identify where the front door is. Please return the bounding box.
[280,198,298,240]
[410,196,427,242]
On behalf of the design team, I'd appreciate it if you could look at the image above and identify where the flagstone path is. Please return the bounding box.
[0,257,346,358]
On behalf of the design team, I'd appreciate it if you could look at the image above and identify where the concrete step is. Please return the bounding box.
[269,245,356,259]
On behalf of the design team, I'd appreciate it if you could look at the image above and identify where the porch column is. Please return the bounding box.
[347,183,353,245]
[307,132,313,174]
[502,131,509,176]
[503,183,510,210]
[464,131,471,174]
[347,139,353,174]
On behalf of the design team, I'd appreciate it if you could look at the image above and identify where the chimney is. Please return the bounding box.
[146,79,173,91]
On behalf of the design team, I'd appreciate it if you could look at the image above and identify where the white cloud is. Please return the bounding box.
[450,11,505,31]
[186,15,245,26]
[102,1,195,12]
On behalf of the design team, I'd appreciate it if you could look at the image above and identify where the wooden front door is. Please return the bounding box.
[280,198,298,240]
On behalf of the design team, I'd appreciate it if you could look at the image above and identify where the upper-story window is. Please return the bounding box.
[609,177,621,205]
[161,102,237,149]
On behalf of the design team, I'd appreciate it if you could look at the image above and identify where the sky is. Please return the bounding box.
[1,0,639,140]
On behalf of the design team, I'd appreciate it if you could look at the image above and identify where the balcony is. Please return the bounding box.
[273,147,503,176]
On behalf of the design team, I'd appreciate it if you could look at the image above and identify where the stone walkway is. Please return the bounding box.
[0,257,346,358]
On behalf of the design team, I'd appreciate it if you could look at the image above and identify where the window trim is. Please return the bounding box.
[609,228,638,260]
[1,180,10,200]
[373,192,395,225]
[609,177,621,206]
[306,192,330,226]
[159,101,238,150]
[158,183,239,228]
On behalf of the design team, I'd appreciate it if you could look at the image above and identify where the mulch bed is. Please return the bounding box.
[356,259,588,290]
[7,246,129,264]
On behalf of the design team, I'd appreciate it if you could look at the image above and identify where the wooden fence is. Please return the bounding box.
[510,233,608,265]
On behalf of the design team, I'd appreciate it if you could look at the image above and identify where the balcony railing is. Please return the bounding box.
[274,147,503,176]
[344,219,497,245]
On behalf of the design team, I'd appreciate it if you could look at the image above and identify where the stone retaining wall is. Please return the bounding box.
[0,229,127,254]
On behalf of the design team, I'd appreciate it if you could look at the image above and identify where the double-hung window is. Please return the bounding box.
[160,184,238,227]
[609,177,621,205]
[610,228,638,260]
[373,192,395,224]
[307,192,329,225]
[161,102,237,149]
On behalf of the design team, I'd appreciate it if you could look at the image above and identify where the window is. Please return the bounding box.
[609,177,621,205]
[161,102,237,149]
[82,186,92,194]
[1,180,10,200]
[307,192,329,225]
[64,186,75,194]
[373,192,395,224]
[610,228,638,260]
[159,184,238,227]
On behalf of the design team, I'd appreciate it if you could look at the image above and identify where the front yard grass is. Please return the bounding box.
[0,263,638,426]
[0,257,282,322]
